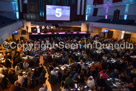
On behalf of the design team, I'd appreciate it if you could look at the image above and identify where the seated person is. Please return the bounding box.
[5,58,11,68]
[15,64,20,73]
[87,76,95,90]
[17,73,25,86]
[133,78,136,89]
[0,53,4,59]
[110,69,119,78]
[0,68,4,74]
[0,74,5,82]
[65,74,74,88]
[51,68,58,78]
[97,75,106,87]
[27,72,33,88]
[0,74,9,89]
[99,70,107,79]
[39,83,49,91]
[96,62,102,71]
[119,73,128,82]
[23,61,29,69]
[7,69,16,84]
[9,81,27,91]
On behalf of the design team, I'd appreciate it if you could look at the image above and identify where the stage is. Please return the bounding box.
[29,32,90,40]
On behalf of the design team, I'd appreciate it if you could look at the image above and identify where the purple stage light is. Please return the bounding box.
[59,32,65,34]
[41,33,45,35]
[54,32,57,34]
[73,32,77,34]
[32,33,38,35]
[79,32,87,34]
[46,32,52,34]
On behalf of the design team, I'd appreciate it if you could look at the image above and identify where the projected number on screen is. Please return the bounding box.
[55,8,62,17]
[46,5,70,21]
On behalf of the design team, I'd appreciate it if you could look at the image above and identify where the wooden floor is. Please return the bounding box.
[43,65,52,91]
[3,85,42,91]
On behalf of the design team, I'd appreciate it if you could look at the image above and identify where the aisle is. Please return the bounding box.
[43,66,52,91]
[40,56,52,91]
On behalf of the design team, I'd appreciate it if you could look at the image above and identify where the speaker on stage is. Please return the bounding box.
[57,32,59,35]
[52,23,59,28]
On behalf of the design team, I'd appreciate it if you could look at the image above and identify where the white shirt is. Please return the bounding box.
[82,65,88,71]
[18,75,25,85]
[102,56,107,60]
[23,62,29,68]
[39,87,48,91]
[87,79,95,88]
[51,70,58,77]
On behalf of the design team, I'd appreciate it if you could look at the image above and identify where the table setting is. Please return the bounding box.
[22,55,34,60]
[20,68,35,78]
[130,55,136,59]
[52,52,62,59]
[68,84,91,91]
[106,78,124,90]
[0,58,6,64]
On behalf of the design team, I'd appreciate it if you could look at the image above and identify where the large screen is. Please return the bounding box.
[46,5,70,21]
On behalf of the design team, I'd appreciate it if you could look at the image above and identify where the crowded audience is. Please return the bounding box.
[0,35,136,91]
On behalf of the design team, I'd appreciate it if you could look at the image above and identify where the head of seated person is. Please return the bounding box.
[39,83,48,91]
[3,68,8,75]
[8,69,15,75]
[0,68,4,74]
[18,73,23,76]
[14,81,20,87]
